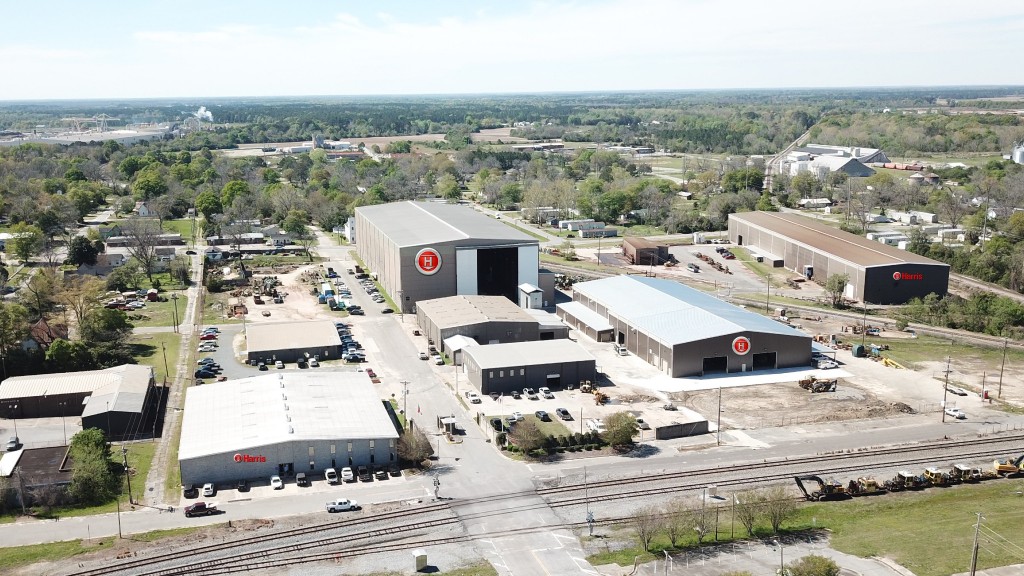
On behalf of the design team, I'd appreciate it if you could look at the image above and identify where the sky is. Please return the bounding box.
[1,0,1023,101]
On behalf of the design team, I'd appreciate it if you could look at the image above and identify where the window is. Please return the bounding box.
[330,444,336,454]
[489,371,493,378]
[308,446,315,457]
[389,439,395,448]
[499,370,504,378]
[309,461,315,471]
[347,442,353,453]
[369,440,375,449]
[520,369,524,376]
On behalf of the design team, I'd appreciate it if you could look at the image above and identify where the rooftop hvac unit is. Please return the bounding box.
[284,404,289,411]
[282,394,287,400]
[288,426,294,434]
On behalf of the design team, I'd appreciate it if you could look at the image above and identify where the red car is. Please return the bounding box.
[199,333,218,340]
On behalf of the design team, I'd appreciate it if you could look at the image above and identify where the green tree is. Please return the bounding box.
[435,173,461,202]
[507,418,546,455]
[787,555,840,576]
[734,489,763,536]
[67,429,118,505]
[220,180,249,209]
[131,167,168,200]
[6,222,44,264]
[722,167,764,193]
[195,190,223,220]
[755,191,777,211]
[603,411,637,448]
[631,504,663,552]
[763,485,798,534]
[67,236,99,266]
[0,302,30,361]
[824,273,850,308]
[45,339,95,372]
[117,156,148,180]
[790,172,821,198]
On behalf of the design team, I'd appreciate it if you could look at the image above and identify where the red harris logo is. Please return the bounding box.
[233,453,266,463]
[892,272,923,281]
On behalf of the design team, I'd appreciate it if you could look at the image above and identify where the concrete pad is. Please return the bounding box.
[620,366,853,393]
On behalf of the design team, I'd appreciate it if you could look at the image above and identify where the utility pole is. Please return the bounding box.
[160,342,169,386]
[942,356,951,423]
[585,466,594,536]
[122,446,133,505]
[861,299,868,348]
[765,273,772,313]
[969,512,982,576]
[716,385,723,446]
[401,380,409,430]
[998,337,1007,398]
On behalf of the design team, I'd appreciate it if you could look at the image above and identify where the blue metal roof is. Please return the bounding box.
[573,276,807,346]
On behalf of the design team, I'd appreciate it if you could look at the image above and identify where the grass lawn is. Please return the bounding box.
[130,332,182,384]
[247,254,320,267]
[498,219,549,242]
[619,224,667,237]
[163,411,184,495]
[530,414,572,438]
[0,526,205,572]
[161,218,196,238]
[0,539,114,572]
[589,480,1024,576]
[128,293,189,328]
[145,270,189,291]
[539,253,608,274]
[120,441,156,502]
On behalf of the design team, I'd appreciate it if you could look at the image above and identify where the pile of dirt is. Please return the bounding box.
[226,518,275,532]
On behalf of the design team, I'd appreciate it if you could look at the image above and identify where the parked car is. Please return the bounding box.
[197,358,217,366]
[946,385,969,396]
[199,333,218,340]
[687,263,700,273]
[275,360,285,369]
[535,410,550,421]
[194,369,216,379]
[270,475,284,489]
[349,309,365,315]
[325,498,360,512]
[309,358,319,367]
[511,411,523,422]
[490,418,507,432]
[202,483,216,497]
[340,467,355,482]
[636,417,651,430]
[258,362,268,371]
[432,354,444,365]
[236,479,249,492]
[182,484,199,498]
[325,468,339,484]
[357,466,373,482]
[944,407,967,420]
[374,467,388,480]
[555,408,572,421]
[296,473,309,487]
[466,391,481,403]
[539,387,554,399]
[419,352,429,360]
[511,390,522,399]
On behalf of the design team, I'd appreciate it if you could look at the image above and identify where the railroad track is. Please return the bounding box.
[73,433,1024,576]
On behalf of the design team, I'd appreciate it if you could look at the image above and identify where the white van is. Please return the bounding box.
[613,344,628,356]
[586,419,606,433]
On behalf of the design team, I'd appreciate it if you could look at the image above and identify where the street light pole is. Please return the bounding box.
[10,403,18,438]
[716,385,723,446]
[60,401,67,445]
[401,380,409,430]
[998,337,1007,398]
[942,356,951,423]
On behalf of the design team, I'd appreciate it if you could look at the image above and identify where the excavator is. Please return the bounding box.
[794,475,849,501]
[847,477,886,496]
[993,454,1024,477]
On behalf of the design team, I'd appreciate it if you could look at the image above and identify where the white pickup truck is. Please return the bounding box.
[326,498,360,512]
[465,391,481,404]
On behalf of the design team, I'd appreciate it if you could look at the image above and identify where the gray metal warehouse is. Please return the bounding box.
[461,340,596,395]
[355,201,544,313]
[0,364,157,440]
[560,276,811,377]
[245,320,344,363]
[416,295,566,358]
[178,372,400,486]
[728,211,949,304]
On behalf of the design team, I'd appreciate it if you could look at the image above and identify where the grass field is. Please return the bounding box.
[161,219,196,238]
[0,525,204,572]
[128,293,189,328]
[619,224,667,237]
[130,332,182,384]
[200,291,242,325]
[588,480,1024,576]
[498,219,549,242]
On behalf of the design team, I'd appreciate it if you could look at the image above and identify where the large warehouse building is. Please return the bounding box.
[416,295,567,358]
[462,340,597,395]
[728,211,949,304]
[558,276,811,377]
[355,201,543,313]
[245,320,344,363]
[178,372,400,486]
[0,365,157,440]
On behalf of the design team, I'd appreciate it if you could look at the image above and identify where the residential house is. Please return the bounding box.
[261,225,293,246]
[74,252,127,277]
[21,318,69,351]
[134,201,155,217]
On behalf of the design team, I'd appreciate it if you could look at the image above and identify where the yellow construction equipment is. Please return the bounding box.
[993,455,1024,477]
